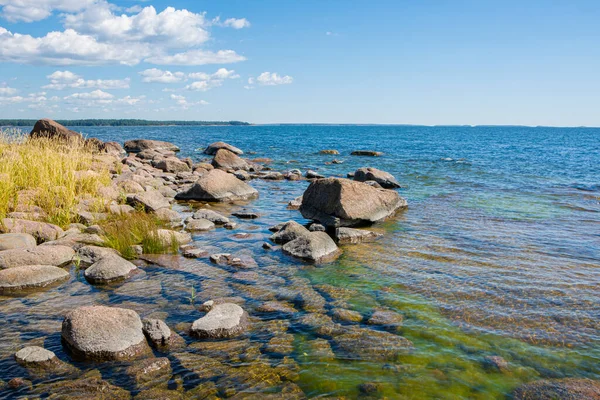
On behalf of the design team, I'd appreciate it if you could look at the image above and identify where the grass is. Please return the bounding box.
[98,211,179,259]
[0,128,112,228]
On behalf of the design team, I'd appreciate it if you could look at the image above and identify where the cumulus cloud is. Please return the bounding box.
[146,49,246,66]
[43,70,130,89]
[0,0,96,22]
[212,17,250,29]
[64,89,114,100]
[249,72,294,86]
[139,68,186,83]
[170,93,208,109]
[0,91,48,105]
[0,86,17,95]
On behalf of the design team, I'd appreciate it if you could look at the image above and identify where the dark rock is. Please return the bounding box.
[354,167,401,189]
[270,221,310,244]
[320,149,339,155]
[30,119,82,141]
[175,169,258,202]
[204,141,243,155]
[351,150,383,156]
[309,223,326,232]
[124,139,180,153]
[232,211,259,219]
[300,178,407,227]
[262,242,273,250]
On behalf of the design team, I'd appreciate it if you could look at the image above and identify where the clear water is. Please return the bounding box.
[1,125,599,398]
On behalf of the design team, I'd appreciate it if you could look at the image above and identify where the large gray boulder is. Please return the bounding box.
[124,139,180,153]
[270,221,310,244]
[185,219,215,232]
[154,157,191,173]
[61,305,150,361]
[282,231,340,263]
[175,169,258,202]
[0,233,37,251]
[84,255,137,284]
[190,303,249,339]
[0,265,69,293]
[127,190,170,212]
[513,378,600,400]
[353,167,401,189]
[0,246,75,269]
[76,245,120,264]
[212,149,249,171]
[0,218,64,242]
[299,178,407,227]
[30,119,82,142]
[204,141,243,155]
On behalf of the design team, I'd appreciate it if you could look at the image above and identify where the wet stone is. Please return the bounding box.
[265,334,295,356]
[182,247,210,258]
[274,356,301,382]
[215,362,282,398]
[232,211,259,219]
[297,313,344,337]
[126,357,172,388]
[367,310,404,329]
[305,338,336,361]
[172,352,228,381]
[32,369,129,399]
[14,346,76,375]
[332,327,413,361]
[186,218,215,232]
[257,301,298,315]
[192,209,230,224]
[332,308,363,323]
[84,255,137,284]
[0,265,69,293]
[190,303,250,339]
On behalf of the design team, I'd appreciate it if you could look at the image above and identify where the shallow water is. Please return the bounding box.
[0,125,599,398]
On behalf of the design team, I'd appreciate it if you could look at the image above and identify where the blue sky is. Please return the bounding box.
[0,0,599,125]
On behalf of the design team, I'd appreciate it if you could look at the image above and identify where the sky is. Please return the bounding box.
[0,0,599,126]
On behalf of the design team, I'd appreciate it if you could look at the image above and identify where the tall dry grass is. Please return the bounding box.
[0,128,111,228]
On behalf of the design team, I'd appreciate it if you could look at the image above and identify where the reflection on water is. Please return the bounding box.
[1,125,599,398]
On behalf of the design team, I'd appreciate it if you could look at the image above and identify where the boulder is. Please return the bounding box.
[306,170,324,179]
[300,178,407,227]
[61,305,151,361]
[192,209,229,224]
[190,303,249,339]
[155,229,192,245]
[270,221,310,244]
[142,319,180,349]
[175,169,259,202]
[84,255,137,284]
[212,148,249,171]
[118,179,145,194]
[185,219,215,232]
[153,207,181,223]
[0,218,63,242]
[0,245,74,269]
[351,150,383,156]
[353,167,401,189]
[336,227,383,244]
[513,378,600,400]
[287,196,303,210]
[124,139,180,153]
[0,265,69,293]
[282,231,340,263]
[0,233,37,251]
[232,211,259,219]
[154,157,191,173]
[14,346,61,371]
[320,149,339,155]
[204,141,243,155]
[76,245,120,264]
[30,119,82,141]
[127,190,170,212]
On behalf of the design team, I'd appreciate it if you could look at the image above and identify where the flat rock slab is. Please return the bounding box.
[0,233,37,251]
[61,305,150,361]
[0,245,75,269]
[190,303,249,339]
[0,218,63,242]
[0,265,69,293]
[186,218,215,232]
[351,150,383,156]
[127,190,170,212]
[84,256,137,284]
[124,139,180,153]
[282,232,341,263]
[192,209,230,224]
[175,169,258,202]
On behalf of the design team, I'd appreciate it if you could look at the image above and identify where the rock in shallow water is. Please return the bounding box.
[61,305,151,361]
[190,303,250,339]
[270,221,310,244]
[0,265,69,293]
[204,141,244,155]
[185,218,215,231]
[84,255,137,284]
[353,167,402,189]
[282,231,340,263]
[0,245,74,269]
[175,169,258,202]
[192,209,230,224]
[336,227,383,244]
[512,378,600,400]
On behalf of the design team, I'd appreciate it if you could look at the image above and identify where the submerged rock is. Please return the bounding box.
[0,245,74,269]
[190,303,250,339]
[513,378,600,400]
[367,310,403,329]
[33,369,130,399]
[14,346,75,375]
[84,255,137,284]
[353,167,401,188]
[483,355,510,373]
[332,327,413,361]
[126,357,172,388]
[270,221,310,244]
[0,265,69,293]
[0,233,37,251]
[282,231,340,263]
[61,305,151,361]
[300,178,407,227]
[320,149,339,155]
[336,227,383,244]
[204,141,244,155]
[175,169,259,202]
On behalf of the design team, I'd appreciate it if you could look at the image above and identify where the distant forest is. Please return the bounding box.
[0,119,250,127]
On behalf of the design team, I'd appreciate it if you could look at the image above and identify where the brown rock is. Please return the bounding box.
[175,169,258,202]
[30,119,82,141]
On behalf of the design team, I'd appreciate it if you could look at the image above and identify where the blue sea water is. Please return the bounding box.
[1,124,599,398]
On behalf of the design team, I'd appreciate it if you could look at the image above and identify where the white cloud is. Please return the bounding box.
[0,91,48,104]
[43,70,130,89]
[185,68,239,91]
[170,93,208,109]
[222,18,250,29]
[65,89,114,100]
[139,68,186,83]
[0,86,17,95]
[125,5,142,13]
[147,49,246,66]
[185,80,221,92]
[254,72,294,86]
[0,0,96,23]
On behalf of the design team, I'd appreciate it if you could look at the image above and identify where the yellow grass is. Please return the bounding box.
[0,128,112,228]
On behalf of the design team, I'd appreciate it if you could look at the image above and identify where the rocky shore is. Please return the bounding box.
[0,119,595,399]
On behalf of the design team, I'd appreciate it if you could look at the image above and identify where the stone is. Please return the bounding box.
[109,204,135,215]
[127,190,170,212]
[192,209,230,224]
[265,334,295,356]
[126,357,172,387]
[336,227,383,244]
[61,305,150,361]
[154,157,191,173]
[182,247,210,258]
[513,378,600,400]
[300,178,407,227]
[320,149,339,155]
[263,242,273,250]
[257,301,298,315]
[30,118,82,141]
[232,211,259,219]
[124,139,180,153]
[204,141,243,155]
[175,169,259,202]
[153,207,181,223]
[282,231,340,262]
[118,179,145,193]
[309,223,326,232]
[331,327,413,361]
[0,218,63,242]
[33,370,129,399]
[287,196,303,210]
[367,310,403,328]
[212,148,249,171]
[224,222,237,229]
[190,303,250,339]
[332,308,363,323]
[84,255,137,284]
[0,265,69,293]
[306,170,325,179]
[0,245,74,269]
[305,338,335,360]
[354,167,401,189]
[0,233,37,251]
[234,170,250,180]
[142,319,175,348]
[270,221,310,244]
[155,229,192,245]
[262,171,284,180]
[14,346,60,371]
[351,150,383,156]
[483,355,510,373]
[186,218,215,231]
